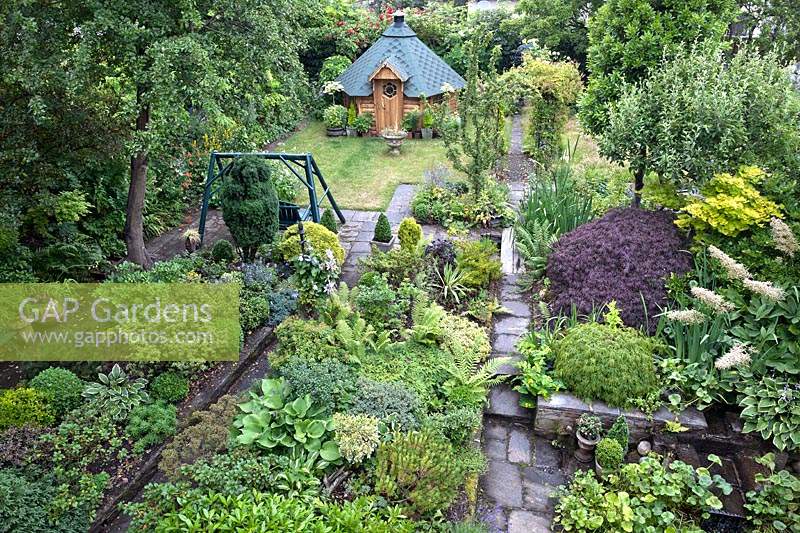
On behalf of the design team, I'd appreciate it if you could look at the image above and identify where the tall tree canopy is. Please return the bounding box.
[578,0,737,137]
[1,0,313,274]
[514,0,603,69]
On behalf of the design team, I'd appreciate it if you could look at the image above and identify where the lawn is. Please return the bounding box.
[275,121,457,211]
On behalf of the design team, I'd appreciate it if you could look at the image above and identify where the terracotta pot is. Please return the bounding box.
[575,432,600,463]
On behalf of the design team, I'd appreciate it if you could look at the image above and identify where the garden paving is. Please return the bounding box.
[479,113,559,532]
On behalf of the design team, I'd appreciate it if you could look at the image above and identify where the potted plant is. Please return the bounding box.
[421,107,434,140]
[346,102,357,137]
[575,414,602,463]
[595,437,624,477]
[371,213,394,252]
[183,229,200,253]
[353,112,374,136]
[381,127,407,155]
[403,110,420,138]
[324,105,347,137]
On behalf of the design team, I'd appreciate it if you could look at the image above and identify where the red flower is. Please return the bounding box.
[336,20,344,26]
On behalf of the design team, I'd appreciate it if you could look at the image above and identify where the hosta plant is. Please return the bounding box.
[82,364,149,419]
[232,378,341,468]
[737,369,800,452]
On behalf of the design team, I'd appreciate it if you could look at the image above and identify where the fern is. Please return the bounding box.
[335,316,389,364]
[320,282,355,326]
[441,356,511,408]
[407,302,446,346]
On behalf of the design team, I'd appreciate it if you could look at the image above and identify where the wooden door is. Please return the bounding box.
[374,79,403,132]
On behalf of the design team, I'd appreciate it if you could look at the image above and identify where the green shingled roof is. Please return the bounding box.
[336,14,466,98]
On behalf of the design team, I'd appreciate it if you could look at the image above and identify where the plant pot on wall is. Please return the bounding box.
[421,127,433,140]
[575,432,600,463]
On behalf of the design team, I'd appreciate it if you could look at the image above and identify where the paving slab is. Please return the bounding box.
[508,428,532,464]
[482,460,523,508]
[508,510,551,533]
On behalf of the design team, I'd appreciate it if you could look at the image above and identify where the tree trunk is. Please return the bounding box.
[124,89,152,268]
[633,167,645,208]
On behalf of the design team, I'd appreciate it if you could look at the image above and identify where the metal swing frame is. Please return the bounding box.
[198,151,345,245]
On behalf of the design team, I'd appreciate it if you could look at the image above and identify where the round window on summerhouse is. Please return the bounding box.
[383,82,397,98]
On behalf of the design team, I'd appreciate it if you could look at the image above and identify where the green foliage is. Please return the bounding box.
[374,430,465,517]
[606,415,629,453]
[210,239,237,264]
[412,179,514,229]
[323,104,348,129]
[553,322,661,407]
[455,238,502,288]
[29,367,83,418]
[0,467,105,533]
[434,264,469,305]
[398,217,422,251]
[353,112,374,134]
[676,166,782,237]
[423,406,482,447]
[320,208,339,234]
[437,36,505,196]
[513,330,564,407]
[292,251,341,309]
[595,437,624,469]
[350,378,422,432]
[319,55,351,85]
[333,412,380,464]
[150,372,189,404]
[514,0,602,68]
[737,371,799,452]
[221,157,281,262]
[158,394,239,479]
[273,317,341,368]
[279,221,345,265]
[82,364,149,420]
[124,401,177,454]
[554,455,732,531]
[501,56,583,166]
[126,489,414,533]
[441,355,509,410]
[232,378,341,468]
[347,101,357,127]
[355,273,405,332]
[601,44,800,185]
[0,388,54,431]
[359,246,427,287]
[373,213,392,243]
[744,453,800,532]
[277,357,358,414]
[174,449,320,500]
[403,110,421,131]
[240,288,271,332]
[579,0,737,136]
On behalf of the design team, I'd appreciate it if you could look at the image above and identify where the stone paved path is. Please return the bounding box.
[337,184,415,286]
[479,114,563,533]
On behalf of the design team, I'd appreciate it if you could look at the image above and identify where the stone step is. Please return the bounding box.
[486,383,533,420]
[491,354,521,376]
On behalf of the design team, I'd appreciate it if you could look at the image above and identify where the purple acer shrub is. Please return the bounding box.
[546,208,691,331]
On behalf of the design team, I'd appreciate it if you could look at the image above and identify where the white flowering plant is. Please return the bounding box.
[291,249,340,309]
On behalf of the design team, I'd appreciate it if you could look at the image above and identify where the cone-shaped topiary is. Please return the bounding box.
[606,415,629,453]
[220,156,280,262]
[398,217,422,251]
[373,213,392,243]
[320,209,338,234]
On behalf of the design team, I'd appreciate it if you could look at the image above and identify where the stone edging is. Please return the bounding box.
[89,325,276,532]
[535,392,707,442]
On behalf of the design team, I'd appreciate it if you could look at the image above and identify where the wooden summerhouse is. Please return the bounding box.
[336,11,466,133]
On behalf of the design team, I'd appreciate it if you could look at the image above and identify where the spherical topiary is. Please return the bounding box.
[398,217,422,251]
[373,213,392,243]
[320,209,338,234]
[278,222,344,265]
[0,388,54,430]
[553,322,660,407]
[29,367,83,418]
[220,156,280,262]
[547,207,692,332]
[150,372,190,403]
[595,437,624,469]
[210,239,236,264]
